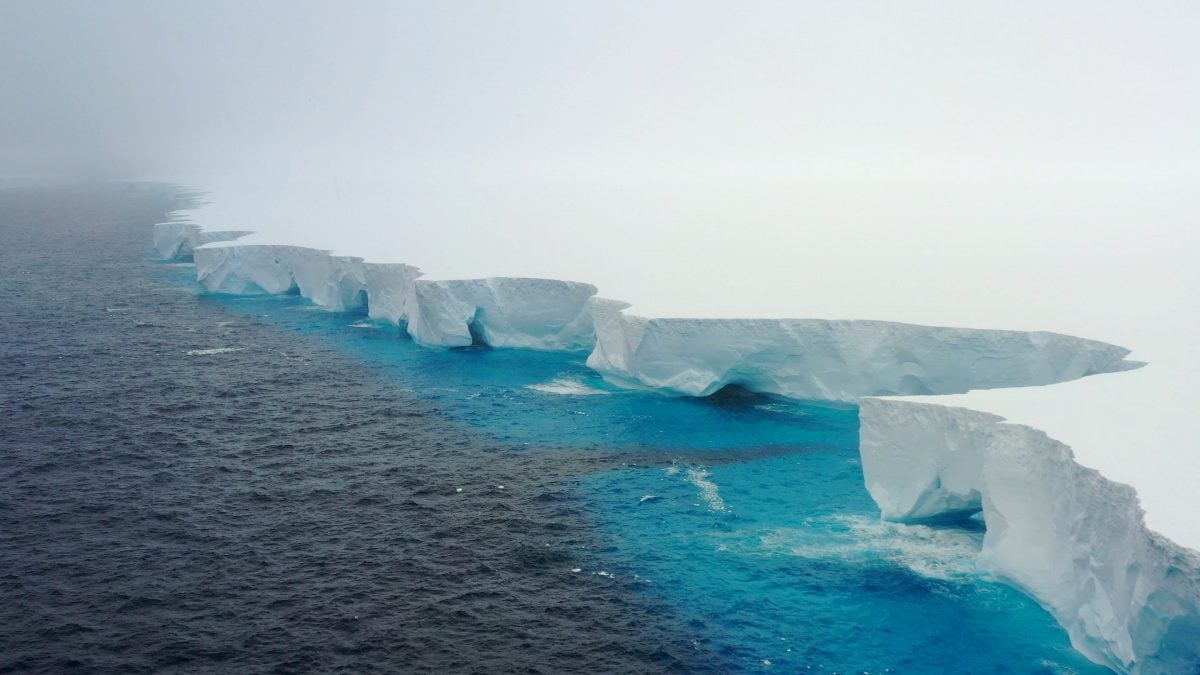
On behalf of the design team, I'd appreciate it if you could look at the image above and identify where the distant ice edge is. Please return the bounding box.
[154,218,1198,673]
[160,226,598,351]
[860,399,1200,674]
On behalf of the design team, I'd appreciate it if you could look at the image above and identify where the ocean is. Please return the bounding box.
[0,184,1106,673]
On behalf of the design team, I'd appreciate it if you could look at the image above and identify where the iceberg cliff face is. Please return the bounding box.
[153,221,251,260]
[361,262,423,325]
[406,278,597,350]
[193,244,307,296]
[587,300,1134,400]
[860,399,1200,674]
[156,218,1197,673]
[185,239,596,351]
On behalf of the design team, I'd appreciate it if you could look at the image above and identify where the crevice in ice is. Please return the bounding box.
[467,308,489,347]
[349,289,369,316]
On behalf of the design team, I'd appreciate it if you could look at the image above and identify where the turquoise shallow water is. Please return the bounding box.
[188,275,1107,673]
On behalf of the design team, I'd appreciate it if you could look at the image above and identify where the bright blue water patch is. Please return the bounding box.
[180,274,1108,673]
[580,456,1107,674]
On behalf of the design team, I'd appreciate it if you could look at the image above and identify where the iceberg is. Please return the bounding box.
[405,277,596,350]
[860,398,1200,674]
[586,298,1136,400]
[152,221,251,261]
[182,236,596,351]
[154,210,1199,674]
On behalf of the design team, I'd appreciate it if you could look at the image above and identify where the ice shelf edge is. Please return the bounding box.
[153,211,1198,674]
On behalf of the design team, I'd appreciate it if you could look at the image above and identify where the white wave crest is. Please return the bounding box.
[184,347,246,356]
[526,378,608,396]
[761,515,983,582]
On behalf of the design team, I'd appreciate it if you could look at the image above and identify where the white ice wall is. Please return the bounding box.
[406,277,596,350]
[860,398,1200,674]
[155,222,598,352]
[152,221,251,261]
[587,300,1135,400]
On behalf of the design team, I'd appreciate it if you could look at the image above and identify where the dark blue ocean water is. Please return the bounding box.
[0,184,1108,673]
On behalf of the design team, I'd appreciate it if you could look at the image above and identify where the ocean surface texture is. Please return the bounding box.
[0,185,1106,673]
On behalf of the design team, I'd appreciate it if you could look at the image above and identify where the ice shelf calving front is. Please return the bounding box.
[153,221,252,261]
[186,239,597,351]
[405,277,597,351]
[157,218,1198,674]
[859,398,1200,674]
[586,299,1137,400]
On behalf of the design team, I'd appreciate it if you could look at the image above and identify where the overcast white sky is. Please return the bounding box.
[2,1,1197,345]
[3,2,1197,180]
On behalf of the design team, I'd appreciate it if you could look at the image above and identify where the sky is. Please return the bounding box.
[3,1,1197,182]
[2,1,1198,335]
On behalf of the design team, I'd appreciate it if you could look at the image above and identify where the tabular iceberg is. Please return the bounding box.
[860,398,1200,674]
[154,217,1198,673]
[586,298,1136,400]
